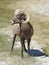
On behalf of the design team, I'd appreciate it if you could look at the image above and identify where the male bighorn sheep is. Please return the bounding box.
[11,9,34,57]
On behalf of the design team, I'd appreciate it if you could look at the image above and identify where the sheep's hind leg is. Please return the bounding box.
[11,34,16,51]
[21,39,24,57]
[23,43,27,52]
[27,38,31,56]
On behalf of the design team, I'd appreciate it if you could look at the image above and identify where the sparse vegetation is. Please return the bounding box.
[42,44,49,56]
[0,0,49,65]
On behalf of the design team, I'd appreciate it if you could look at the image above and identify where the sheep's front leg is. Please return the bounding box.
[11,34,16,51]
[21,39,24,57]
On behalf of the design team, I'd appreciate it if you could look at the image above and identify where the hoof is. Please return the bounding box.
[24,49,27,52]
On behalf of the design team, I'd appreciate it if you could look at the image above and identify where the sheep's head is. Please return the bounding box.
[18,13,26,21]
[10,13,26,25]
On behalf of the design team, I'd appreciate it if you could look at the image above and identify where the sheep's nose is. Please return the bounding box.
[10,20,14,25]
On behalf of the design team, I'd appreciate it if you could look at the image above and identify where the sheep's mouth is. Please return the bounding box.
[10,20,20,25]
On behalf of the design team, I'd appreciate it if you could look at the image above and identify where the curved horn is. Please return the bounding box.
[23,10,31,23]
[14,9,31,23]
[14,9,21,17]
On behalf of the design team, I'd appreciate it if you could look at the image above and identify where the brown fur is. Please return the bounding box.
[20,22,33,39]
[11,13,34,57]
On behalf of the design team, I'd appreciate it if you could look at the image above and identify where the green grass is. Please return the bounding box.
[0,8,14,27]
[0,34,11,51]
[0,0,14,28]
[42,44,49,56]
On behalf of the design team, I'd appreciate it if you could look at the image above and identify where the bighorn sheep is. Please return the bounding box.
[11,9,34,57]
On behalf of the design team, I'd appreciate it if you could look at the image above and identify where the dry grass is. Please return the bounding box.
[0,0,49,65]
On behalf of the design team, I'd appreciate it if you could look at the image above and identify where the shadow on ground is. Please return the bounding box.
[29,49,47,57]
